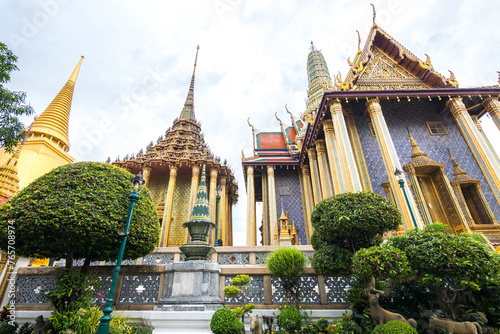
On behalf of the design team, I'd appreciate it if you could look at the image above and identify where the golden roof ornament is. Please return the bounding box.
[356,30,362,54]
[370,3,377,26]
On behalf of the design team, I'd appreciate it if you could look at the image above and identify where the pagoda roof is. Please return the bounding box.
[339,24,458,91]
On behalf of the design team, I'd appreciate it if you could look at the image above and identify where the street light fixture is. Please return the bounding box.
[97,172,145,334]
[394,168,418,229]
[214,185,222,247]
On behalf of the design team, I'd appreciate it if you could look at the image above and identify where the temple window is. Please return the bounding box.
[426,121,448,135]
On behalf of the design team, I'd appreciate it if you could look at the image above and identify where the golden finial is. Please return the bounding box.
[370,4,376,26]
[425,54,432,68]
[497,71,500,84]
[356,30,362,53]
[193,45,200,76]
[285,104,292,117]
[247,117,254,132]
[306,112,314,124]
[347,57,353,67]
[241,150,245,160]
[336,71,343,85]
[275,112,283,127]
[448,70,456,82]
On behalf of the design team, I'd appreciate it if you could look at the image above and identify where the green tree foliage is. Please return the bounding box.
[223,275,255,322]
[0,42,34,153]
[0,162,159,272]
[311,191,401,276]
[266,246,306,308]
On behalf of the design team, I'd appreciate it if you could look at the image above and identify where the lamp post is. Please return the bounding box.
[97,172,145,334]
[394,168,418,229]
[214,186,222,247]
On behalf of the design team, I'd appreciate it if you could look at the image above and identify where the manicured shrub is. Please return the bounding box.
[331,313,363,334]
[210,307,244,334]
[0,322,18,334]
[277,306,302,333]
[266,247,306,308]
[372,320,417,334]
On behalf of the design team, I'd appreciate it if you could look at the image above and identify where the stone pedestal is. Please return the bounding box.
[156,262,222,311]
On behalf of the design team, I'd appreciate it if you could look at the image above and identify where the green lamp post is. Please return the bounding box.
[214,186,222,247]
[97,172,145,334]
[394,168,418,229]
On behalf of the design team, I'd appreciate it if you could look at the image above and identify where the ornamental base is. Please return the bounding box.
[156,262,222,309]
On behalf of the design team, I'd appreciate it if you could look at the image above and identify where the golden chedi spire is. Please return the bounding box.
[179,46,199,121]
[449,150,479,184]
[29,56,84,151]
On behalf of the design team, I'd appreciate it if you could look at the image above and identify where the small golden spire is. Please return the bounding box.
[407,129,425,157]
[29,56,84,151]
[425,54,432,68]
[356,30,362,53]
[193,45,199,76]
[370,4,376,26]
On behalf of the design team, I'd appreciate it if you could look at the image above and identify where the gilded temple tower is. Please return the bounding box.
[113,48,238,247]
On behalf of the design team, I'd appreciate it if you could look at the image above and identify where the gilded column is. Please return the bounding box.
[366,98,423,229]
[330,101,362,192]
[159,166,178,247]
[447,97,500,205]
[405,167,433,226]
[471,115,500,173]
[228,202,233,246]
[322,119,343,194]
[209,168,218,245]
[246,166,257,246]
[141,166,152,187]
[184,164,201,242]
[345,111,373,191]
[307,147,323,205]
[301,165,314,243]
[262,173,269,245]
[0,256,17,303]
[219,176,227,246]
[483,97,500,132]
[267,165,279,245]
[315,140,334,199]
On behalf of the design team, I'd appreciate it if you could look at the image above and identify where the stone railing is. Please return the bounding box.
[14,246,353,310]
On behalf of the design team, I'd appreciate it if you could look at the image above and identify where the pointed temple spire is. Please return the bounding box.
[306,43,334,115]
[29,56,84,151]
[449,149,479,184]
[179,46,199,122]
[189,164,212,222]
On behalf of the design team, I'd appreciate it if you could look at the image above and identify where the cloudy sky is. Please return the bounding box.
[1,1,500,246]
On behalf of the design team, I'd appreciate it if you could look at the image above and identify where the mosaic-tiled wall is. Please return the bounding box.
[273,168,307,244]
[351,101,500,219]
[148,175,168,207]
[168,175,191,246]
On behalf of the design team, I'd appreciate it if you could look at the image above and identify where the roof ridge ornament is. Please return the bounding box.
[370,3,377,26]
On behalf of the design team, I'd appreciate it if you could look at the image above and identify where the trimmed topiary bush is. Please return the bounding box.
[373,320,418,334]
[277,306,302,333]
[210,307,244,334]
[0,162,160,272]
[0,322,18,334]
[266,247,306,308]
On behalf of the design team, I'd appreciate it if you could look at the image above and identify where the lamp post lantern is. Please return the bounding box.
[394,168,418,229]
[214,186,222,247]
[97,172,145,334]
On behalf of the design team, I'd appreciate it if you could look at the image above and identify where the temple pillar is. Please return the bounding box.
[329,101,362,192]
[228,202,233,246]
[471,115,500,173]
[315,140,334,199]
[345,110,373,191]
[159,166,178,247]
[307,147,323,205]
[246,166,257,246]
[209,168,218,245]
[262,172,269,245]
[366,98,423,230]
[447,97,500,206]
[301,164,314,243]
[322,119,343,194]
[267,165,279,246]
[483,97,500,132]
[142,166,152,187]
[219,176,227,246]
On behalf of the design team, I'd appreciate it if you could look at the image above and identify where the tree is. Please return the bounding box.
[224,274,255,322]
[266,246,306,309]
[0,162,160,273]
[0,42,34,153]
[310,191,401,276]
[353,224,500,319]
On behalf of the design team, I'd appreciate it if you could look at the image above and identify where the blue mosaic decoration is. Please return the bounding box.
[255,252,270,264]
[118,274,160,304]
[271,276,320,304]
[352,101,500,220]
[273,168,307,244]
[324,276,356,304]
[14,275,56,304]
[142,253,175,265]
[224,275,265,304]
[218,253,250,265]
